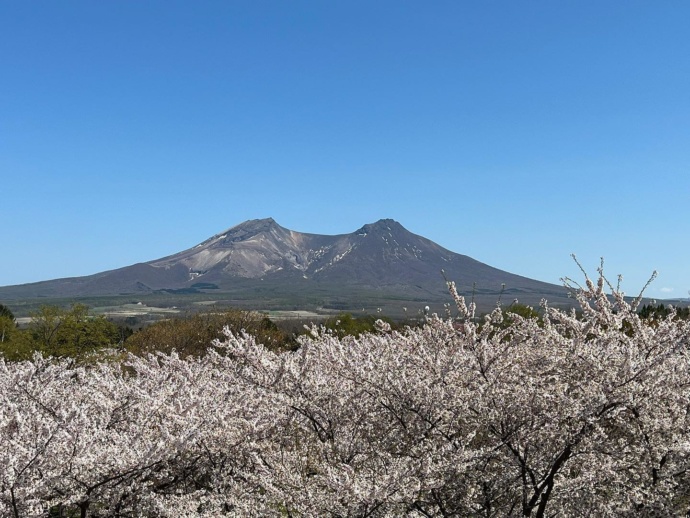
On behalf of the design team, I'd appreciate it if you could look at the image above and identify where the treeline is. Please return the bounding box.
[1,301,689,362]
[639,302,690,321]
[0,303,413,362]
[0,303,125,361]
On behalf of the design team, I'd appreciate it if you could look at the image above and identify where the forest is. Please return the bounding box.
[2,268,690,516]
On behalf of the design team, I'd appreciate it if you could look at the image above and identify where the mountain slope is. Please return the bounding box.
[0,218,569,310]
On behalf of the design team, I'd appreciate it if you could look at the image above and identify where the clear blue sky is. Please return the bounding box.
[2,1,689,300]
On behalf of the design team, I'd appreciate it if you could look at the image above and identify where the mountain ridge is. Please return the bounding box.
[0,218,571,312]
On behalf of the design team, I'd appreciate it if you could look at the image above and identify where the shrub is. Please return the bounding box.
[124,308,289,357]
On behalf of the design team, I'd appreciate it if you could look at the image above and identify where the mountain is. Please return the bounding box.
[0,218,570,313]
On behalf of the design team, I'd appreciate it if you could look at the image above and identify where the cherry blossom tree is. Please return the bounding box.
[1,265,690,516]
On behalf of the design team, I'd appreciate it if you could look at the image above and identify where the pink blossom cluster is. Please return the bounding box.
[2,270,690,516]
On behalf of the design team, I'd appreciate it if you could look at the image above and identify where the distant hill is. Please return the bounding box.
[0,218,571,314]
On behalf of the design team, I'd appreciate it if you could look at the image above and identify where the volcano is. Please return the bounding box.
[0,218,569,313]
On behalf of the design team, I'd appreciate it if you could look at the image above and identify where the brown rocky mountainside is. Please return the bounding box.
[0,218,570,313]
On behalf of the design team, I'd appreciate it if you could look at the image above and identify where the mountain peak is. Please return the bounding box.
[372,218,400,227]
[226,217,284,235]
[189,218,284,250]
[354,218,406,236]
[232,217,279,232]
